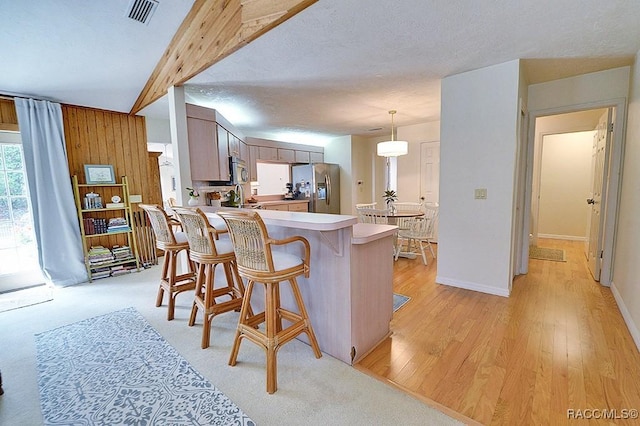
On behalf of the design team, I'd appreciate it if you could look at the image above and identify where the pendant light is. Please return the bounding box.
[377,110,408,157]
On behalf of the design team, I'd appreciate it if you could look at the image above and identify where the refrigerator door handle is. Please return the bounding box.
[326,174,331,205]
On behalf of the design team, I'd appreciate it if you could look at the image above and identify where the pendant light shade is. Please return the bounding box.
[377,110,408,157]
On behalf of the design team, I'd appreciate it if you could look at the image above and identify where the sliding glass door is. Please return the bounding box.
[0,132,43,292]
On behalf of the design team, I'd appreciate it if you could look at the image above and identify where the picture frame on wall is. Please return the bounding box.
[84,164,116,184]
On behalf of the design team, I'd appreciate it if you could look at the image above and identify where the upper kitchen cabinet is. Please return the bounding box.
[186,115,220,181]
[186,104,245,183]
[247,137,324,166]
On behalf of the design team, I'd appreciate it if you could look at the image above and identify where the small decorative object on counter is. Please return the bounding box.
[186,187,200,206]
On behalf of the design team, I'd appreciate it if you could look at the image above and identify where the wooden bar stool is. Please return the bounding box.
[140,204,196,321]
[217,209,322,394]
[172,207,250,349]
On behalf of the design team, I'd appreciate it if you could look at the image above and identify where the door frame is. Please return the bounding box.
[519,98,627,286]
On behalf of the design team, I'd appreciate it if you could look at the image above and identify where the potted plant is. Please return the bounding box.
[383,189,397,212]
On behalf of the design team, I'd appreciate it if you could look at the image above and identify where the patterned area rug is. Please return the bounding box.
[529,246,566,262]
[393,293,410,312]
[35,307,254,425]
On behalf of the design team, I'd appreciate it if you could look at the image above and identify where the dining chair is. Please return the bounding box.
[394,205,438,265]
[139,204,196,321]
[217,209,322,394]
[393,201,424,230]
[356,206,389,224]
[171,207,250,349]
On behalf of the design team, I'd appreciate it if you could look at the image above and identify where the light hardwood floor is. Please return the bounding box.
[356,239,640,425]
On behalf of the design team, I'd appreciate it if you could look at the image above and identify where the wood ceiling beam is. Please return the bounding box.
[130,0,318,114]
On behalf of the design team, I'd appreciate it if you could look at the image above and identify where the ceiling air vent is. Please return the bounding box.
[125,0,159,25]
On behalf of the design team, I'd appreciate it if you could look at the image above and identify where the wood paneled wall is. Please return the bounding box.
[0,98,19,131]
[62,104,161,251]
[62,104,160,204]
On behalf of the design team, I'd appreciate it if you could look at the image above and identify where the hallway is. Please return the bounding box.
[357,239,640,425]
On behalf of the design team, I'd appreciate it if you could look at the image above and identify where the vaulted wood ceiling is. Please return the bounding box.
[131,0,318,114]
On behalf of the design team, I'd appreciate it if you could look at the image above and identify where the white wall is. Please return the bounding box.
[612,53,640,351]
[438,59,522,297]
[538,131,594,240]
[397,121,440,202]
[324,135,353,214]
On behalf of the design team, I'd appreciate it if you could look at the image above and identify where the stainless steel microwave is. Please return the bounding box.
[229,156,248,185]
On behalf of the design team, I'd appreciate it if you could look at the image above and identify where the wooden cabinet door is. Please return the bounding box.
[264,203,289,211]
[294,150,310,163]
[228,134,241,157]
[288,202,309,212]
[239,141,249,163]
[278,149,295,162]
[310,152,324,163]
[217,125,230,181]
[187,117,219,181]
[248,145,258,181]
[258,146,278,161]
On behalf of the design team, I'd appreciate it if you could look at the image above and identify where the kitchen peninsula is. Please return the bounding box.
[202,207,397,364]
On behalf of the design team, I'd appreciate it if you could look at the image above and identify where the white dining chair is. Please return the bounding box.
[356,206,389,224]
[394,205,438,265]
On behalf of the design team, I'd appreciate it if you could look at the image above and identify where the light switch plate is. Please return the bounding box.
[129,194,142,203]
[474,188,487,200]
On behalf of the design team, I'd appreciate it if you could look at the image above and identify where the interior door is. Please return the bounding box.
[586,109,612,281]
[420,142,440,241]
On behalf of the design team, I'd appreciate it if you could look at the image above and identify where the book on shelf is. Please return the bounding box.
[106,202,125,209]
[83,218,95,235]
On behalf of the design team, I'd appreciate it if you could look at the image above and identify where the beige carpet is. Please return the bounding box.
[529,246,566,262]
[0,264,466,426]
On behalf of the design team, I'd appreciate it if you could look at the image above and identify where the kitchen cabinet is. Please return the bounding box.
[277,148,295,162]
[310,152,324,163]
[187,117,220,181]
[294,150,310,163]
[258,146,278,161]
[187,104,244,182]
[240,141,249,163]
[259,201,309,212]
[248,145,259,181]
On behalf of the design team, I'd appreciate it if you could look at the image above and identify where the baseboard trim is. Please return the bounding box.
[610,281,640,353]
[537,233,586,241]
[435,276,510,297]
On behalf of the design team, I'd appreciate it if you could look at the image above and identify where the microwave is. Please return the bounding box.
[229,156,248,185]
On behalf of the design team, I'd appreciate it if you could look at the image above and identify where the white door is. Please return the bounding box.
[420,142,440,241]
[586,109,612,281]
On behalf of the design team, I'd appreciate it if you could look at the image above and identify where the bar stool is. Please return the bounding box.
[217,209,322,394]
[140,204,196,321]
[172,207,250,349]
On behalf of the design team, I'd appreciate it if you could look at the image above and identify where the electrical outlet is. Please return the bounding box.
[474,188,487,200]
[129,194,142,203]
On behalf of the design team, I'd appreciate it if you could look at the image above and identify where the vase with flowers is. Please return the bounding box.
[186,187,200,206]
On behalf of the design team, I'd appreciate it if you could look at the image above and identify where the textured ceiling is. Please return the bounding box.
[2,0,639,144]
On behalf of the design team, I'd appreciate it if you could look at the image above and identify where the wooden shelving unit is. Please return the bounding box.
[72,175,141,282]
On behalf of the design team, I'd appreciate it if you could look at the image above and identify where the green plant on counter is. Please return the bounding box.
[227,189,239,206]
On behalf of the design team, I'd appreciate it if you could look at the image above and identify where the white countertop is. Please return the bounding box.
[352,223,398,244]
[202,206,357,231]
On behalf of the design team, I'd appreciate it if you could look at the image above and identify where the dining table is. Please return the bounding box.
[359,209,424,259]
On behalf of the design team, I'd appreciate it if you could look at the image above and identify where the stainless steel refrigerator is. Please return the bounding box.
[291,163,340,214]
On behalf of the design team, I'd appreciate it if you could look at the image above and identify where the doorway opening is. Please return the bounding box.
[520,99,626,286]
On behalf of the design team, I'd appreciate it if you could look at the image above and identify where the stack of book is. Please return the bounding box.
[112,245,134,262]
[107,217,130,233]
[109,264,132,276]
[91,267,112,280]
[87,246,113,267]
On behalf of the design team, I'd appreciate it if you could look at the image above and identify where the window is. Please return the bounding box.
[0,134,43,291]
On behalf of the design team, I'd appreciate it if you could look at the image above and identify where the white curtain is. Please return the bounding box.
[15,98,87,286]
